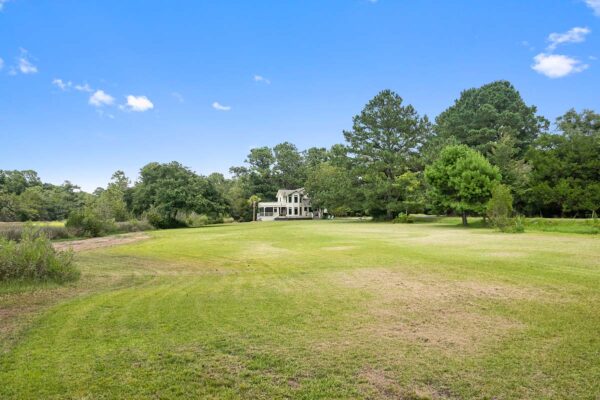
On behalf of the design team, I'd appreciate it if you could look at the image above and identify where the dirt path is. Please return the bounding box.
[53,232,150,252]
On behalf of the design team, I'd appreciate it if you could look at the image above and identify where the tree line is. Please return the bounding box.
[1,80,598,228]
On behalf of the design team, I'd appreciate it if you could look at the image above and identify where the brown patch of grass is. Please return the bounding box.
[359,367,451,399]
[321,246,356,251]
[335,268,536,353]
[53,232,150,252]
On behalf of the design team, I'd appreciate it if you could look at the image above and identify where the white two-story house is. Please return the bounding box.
[257,188,315,221]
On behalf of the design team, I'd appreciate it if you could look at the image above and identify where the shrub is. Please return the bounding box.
[393,213,414,224]
[0,228,79,283]
[66,210,115,237]
[142,207,184,229]
[511,215,525,233]
[487,184,514,231]
[182,212,210,227]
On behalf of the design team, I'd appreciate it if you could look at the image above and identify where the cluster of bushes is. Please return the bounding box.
[393,213,414,224]
[0,228,79,283]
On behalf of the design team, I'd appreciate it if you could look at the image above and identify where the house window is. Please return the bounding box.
[288,208,292,215]
[288,195,292,203]
[294,196,298,203]
[294,207,298,215]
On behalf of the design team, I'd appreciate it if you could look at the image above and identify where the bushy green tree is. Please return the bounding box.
[94,171,130,221]
[305,163,355,215]
[273,142,306,189]
[132,162,227,228]
[425,145,501,225]
[436,80,548,156]
[526,109,600,217]
[343,90,431,219]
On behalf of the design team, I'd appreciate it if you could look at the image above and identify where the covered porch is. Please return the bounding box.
[257,202,314,221]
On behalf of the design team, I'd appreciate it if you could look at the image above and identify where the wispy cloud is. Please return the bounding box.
[74,83,92,92]
[585,0,600,16]
[0,0,9,11]
[16,49,38,74]
[89,90,115,107]
[0,58,4,71]
[212,101,231,111]
[547,27,591,50]
[520,41,535,51]
[171,92,184,103]
[253,75,271,84]
[532,53,588,78]
[52,78,71,91]
[122,95,154,112]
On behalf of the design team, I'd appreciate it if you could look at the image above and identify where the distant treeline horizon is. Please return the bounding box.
[2,80,598,226]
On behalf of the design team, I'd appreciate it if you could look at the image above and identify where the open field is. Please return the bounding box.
[1,219,599,399]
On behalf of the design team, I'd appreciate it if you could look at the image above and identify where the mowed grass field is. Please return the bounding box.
[1,220,599,399]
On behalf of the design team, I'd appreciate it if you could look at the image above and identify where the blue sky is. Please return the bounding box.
[1,0,599,192]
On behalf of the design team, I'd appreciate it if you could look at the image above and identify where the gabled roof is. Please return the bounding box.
[276,187,306,197]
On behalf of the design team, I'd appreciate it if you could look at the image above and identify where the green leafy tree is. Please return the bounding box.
[425,145,501,225]
[273,142,306,189]
[436,80,548,156]
[303,147,329,172]
[526,109,600,217]
[0,170,42,195]
[343,89,431,219]
[132,162,227,227]
[94,171,131,221]
[305,163,355,215]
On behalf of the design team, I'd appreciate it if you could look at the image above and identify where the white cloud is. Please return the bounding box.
[212,101,231,111]
[52,78,72,90]
[585,0,600,16]
[74,83,92,92]
[253,75,271,84]
[89,90,115,107]
[547,27,591,50]
[122,95,154,112]
[532,53,588,78]
[17,49,38,74]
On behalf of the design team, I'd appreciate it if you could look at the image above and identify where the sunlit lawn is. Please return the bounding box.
[1,219,599,399]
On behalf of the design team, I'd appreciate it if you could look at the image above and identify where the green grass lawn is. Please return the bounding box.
[1,219,599,399]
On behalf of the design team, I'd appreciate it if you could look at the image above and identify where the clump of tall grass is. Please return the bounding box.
[524,218,600,234]
[0,223,70,241]
[114,219,154,232]
[0,227,79,283]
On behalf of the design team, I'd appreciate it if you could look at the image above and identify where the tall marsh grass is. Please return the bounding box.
[0,227,79,283]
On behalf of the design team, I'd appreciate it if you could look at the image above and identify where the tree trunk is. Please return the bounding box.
[461,211,468,226]
[252,201,256,222]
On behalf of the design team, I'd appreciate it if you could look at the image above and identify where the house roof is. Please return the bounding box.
[276,188,306,197]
